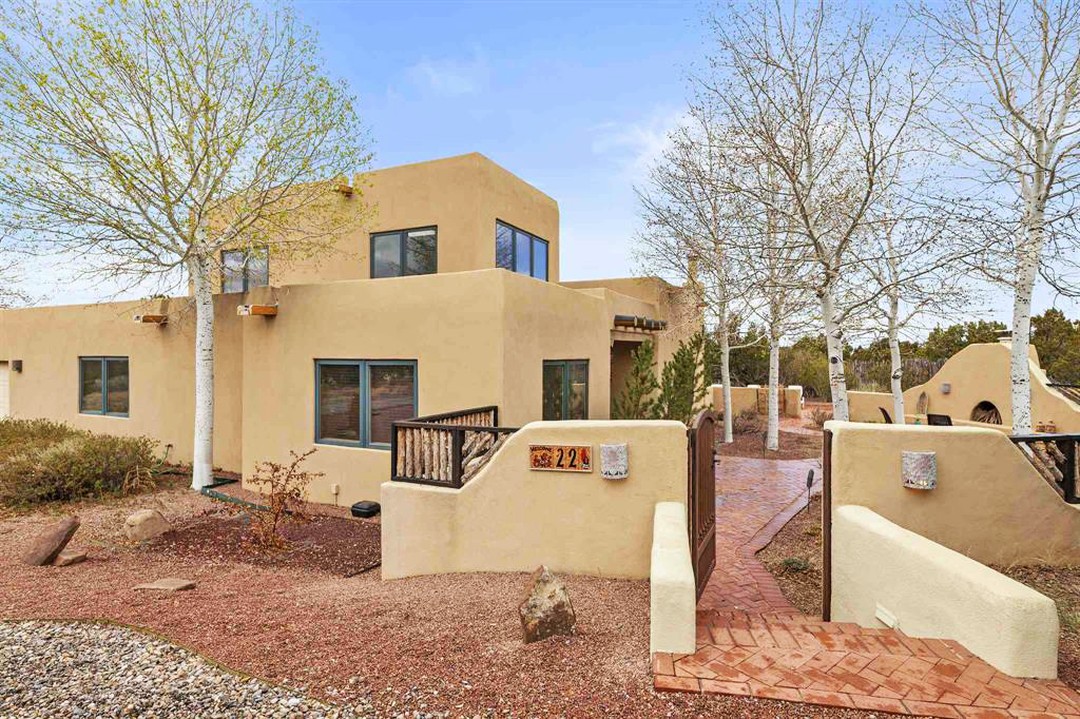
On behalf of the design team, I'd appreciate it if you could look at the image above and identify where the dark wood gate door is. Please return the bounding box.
[687,409,717,599]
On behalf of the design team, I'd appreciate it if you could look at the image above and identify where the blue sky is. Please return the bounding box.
[296,0,705,281]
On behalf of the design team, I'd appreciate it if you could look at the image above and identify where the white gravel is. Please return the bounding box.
[0,621,372,718]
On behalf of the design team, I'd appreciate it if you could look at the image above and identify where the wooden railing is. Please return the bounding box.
[391,406,518,489]
[1010,433,1079,504]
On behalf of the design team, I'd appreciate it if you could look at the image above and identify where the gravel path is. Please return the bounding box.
[0,621,371,719]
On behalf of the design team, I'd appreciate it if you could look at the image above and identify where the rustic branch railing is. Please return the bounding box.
[1010,433,1079,504]
[391,406,518,489]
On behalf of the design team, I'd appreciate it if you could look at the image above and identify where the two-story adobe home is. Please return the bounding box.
[0,153,699,505]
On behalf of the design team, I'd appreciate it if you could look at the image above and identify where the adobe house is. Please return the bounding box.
[0,153,699,505]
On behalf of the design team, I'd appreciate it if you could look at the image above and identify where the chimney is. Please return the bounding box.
[996,330,1012,344]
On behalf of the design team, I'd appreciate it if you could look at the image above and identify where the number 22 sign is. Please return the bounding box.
[528,444,592,473]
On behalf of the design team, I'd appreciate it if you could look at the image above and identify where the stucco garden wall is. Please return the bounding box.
[381,420,688,580]
[711,384,803,419]
[0,294,245,472]
[827,421,1080,565]
[650,501,696,654]
[848,343,1080,430]
[832,505,1059,678]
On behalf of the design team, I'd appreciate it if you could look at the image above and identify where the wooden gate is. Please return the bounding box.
[687,409,717,599]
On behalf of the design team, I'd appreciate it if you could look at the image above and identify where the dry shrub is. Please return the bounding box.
[0,424,160,507]
[245,448,323,551]
[809,406,833,428]
[732,408,764,435]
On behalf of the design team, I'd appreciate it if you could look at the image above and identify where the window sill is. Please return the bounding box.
[79,412,129,419]
[314,439,389,451]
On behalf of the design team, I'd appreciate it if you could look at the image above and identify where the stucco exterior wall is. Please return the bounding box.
[381,420,688,580]
[711,385,803,419]
[0,295,245,472]
[270,153,561,286]
[650,501,697,654]
[832,505,1059,679]
[848,391,1014,431]
[827,421,1080,565]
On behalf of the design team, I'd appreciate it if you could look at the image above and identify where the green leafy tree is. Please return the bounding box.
[0,0,372,489]
[656,331,718,424]
[612,340,661,419]
[728,324,769,386]
[1032,309,1080,384]
[917,321,1006,362]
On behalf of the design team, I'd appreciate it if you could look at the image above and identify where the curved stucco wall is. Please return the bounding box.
[832,505,1059,678]
[381,420,688,580]
[828,421,1080,565]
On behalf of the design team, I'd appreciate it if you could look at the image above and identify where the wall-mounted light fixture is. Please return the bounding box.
[941,382,951,395]
[11,360,22,373]
[902,450,937,490]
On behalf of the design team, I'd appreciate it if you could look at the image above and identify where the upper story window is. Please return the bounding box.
[79,356,129,416]
[221,248,269,293]
[371,227,438,278]
[496,221,548,281]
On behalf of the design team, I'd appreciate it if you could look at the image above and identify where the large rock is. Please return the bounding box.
[518,565,576,643]
[20,516,80,566]
[124,509,171,542]
[133,577,195,592]
[52,549,87,567]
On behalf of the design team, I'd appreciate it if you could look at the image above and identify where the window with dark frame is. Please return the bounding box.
[370,227,437,278]
[315,360,417,448]
[221,247,269,292]
[496,220,548,281]
[542,360,588,421]
[79,356,129,416]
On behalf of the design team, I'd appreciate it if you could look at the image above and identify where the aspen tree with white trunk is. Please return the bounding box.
[635,107,750,442]
[917,0,1080,434]
[0,0,371,488]
[699,0,940,421]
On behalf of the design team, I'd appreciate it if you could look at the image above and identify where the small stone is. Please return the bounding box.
[20,516,80,566]
[518,565,576,643]
[52,549,87,567]
[124,509,172,542]
[132,578,196,592]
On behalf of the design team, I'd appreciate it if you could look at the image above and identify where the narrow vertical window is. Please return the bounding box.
[105,358,129,415]
[317,363,362,443]
[368,363,416,445]
[79,358,104,413]
[532,238,549,281]
[496,222,514,270]
[542,360,589,421]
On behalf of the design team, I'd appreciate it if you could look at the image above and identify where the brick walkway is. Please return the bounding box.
[654,456,1080,718]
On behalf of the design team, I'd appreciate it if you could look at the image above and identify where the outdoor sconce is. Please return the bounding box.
[902,451,937,490]
[11,360,22,372]
[941,382,951,395]
[600,443,629,480]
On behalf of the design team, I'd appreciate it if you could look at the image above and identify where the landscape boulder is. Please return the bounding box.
[518,565,576,643]
[124,509,171,542]
[133,577,195,592]
[53,549,87,567]
[20,516,80,566]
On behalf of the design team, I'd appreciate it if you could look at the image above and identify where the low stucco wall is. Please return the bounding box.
[828,421,1080,565]
[711,384,802,419]
[848,390,1013,431]
[381,420,688,580]
[832,505,1059,678]
[650,502,696,654]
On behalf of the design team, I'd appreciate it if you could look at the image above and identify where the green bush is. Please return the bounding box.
[0,420,160,507]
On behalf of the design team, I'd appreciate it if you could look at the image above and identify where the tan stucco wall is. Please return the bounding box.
[828,421,1080,565]
[381,420,688,580]
[650,501,696,654]
[712,385,803,419]
[270,153,561,286]
[0,296,244,472]
[897,343,1080,431]
[848,391,1014,431]
[832,505,1059,679]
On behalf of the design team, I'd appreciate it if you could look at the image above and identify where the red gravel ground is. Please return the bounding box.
[2,490,885,718]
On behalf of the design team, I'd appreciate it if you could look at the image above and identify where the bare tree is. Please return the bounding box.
[917,0,1080,434]
[635,107,751,442]
[699,0,940,421]
[0,0,372,488]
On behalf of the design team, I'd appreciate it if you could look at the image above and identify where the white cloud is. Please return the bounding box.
[404,49,490,97]
[590,106,685,182]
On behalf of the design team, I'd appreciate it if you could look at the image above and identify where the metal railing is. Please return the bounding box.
[1010,433,1079,504]
[390,406,518,489]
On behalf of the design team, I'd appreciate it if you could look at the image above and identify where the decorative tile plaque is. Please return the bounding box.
[529,445,592,472]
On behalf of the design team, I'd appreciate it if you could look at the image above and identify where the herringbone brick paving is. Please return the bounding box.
[655,455,1080,717]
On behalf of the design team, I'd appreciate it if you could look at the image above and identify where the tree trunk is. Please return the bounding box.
[766,335,780,451]
[189,255,216,490]
[887,295,905,424]
[820,285,850,422]
[717,305,733,444]
[1010,231,1041,435]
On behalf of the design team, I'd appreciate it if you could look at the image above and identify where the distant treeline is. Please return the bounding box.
[720,310,1080,400]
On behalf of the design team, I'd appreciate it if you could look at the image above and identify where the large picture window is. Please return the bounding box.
[221,248,269,293]
[315,360,417,448]
[79,356,129,416]
[542,360,588,421]
[371,227,437,278]
[496,221,548,281]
